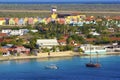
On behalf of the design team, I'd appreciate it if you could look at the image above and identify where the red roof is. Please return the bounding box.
[0,18,5,20]
[0,38,4,42]
[0,48,8,53]
[0,33,7,37]
[58,39,66,43]
[112,16,120,20]
[110,37,120,41]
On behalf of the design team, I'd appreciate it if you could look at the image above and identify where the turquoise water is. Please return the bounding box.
[0,55,120,80]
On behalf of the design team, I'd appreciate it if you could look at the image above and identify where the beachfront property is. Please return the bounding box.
[36,39,59,49]
[79,44,106,54]
[104,43,120,52]
[0,44,30,56]
[0,12,119,27]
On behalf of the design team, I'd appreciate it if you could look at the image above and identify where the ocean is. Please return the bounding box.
[0,55,120,80]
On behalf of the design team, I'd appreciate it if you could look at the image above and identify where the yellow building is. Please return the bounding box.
[24,17,28,25]
[33,18,38,24]
[0,20,5,25]
[51,13,57,19]
[9,18,15,25]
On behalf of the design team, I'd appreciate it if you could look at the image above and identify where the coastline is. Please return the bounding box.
[0,51,79,61]
[0,51,120,61]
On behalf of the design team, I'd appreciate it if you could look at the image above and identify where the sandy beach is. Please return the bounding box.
[0,51,120,61]
[0,51,80,61]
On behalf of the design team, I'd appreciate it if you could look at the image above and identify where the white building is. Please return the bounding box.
[1,29,29,36]
[90,31,100,36]
[36,39,59,49]
[80,44,106,54]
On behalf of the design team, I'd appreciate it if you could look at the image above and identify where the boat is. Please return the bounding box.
[45,64,58,70]
[86,63,101,67]
[85,44,101,68]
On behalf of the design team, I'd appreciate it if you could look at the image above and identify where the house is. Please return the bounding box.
[5,18,9,25]
[28,17,33,25]
[90,31,100,36]
[0,48,10,56]
[9,30,23,36]
[31,30,38,33]
[14,18,19,25]
[2,29,29,36]
[9,18,15,25]
[2,45,30,55]
[57,39,66,46]
[57,18,65,24]
[36,39,59,49]
[107,28,115,33]
[2,29,11,34]
[33,18,38,24]
[0,18,5,25]
[13,46,30,54]
[24,17,28,25]
[79,44,106,54]
[18,18,24,25]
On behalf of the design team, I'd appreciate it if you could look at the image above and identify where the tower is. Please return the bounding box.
[51,6,57,14]
[51,6,57,19]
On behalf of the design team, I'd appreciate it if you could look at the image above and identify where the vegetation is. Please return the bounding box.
[0,4,119,17]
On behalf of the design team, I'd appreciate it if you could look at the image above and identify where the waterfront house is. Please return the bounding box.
[0,18,5,25]
[38,18,42,23]
[36,39,59,49]
[51,13,58,19]
[2,44,30,55]
[33,18,38,24]
[28,17,33,25]
[24,17,28,25]
[18,18,24,25]
[79,44,106,54]
[0,48,10,56]
[5,18,9,25]
[9,18,15,25]
[13,46,30,54]
[14,18,19,25]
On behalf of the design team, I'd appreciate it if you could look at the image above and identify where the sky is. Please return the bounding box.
[0,0,120,2]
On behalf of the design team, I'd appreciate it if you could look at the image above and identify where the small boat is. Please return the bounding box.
[45,64,58,69]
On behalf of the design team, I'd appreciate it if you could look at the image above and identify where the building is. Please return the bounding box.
[2,29,29,36]
[36,39,59,49]
[0,18,5,25]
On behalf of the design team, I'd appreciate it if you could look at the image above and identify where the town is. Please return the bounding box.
[0,6,120,59]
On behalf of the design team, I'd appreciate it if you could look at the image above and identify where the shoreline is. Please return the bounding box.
[0,51,120,61]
